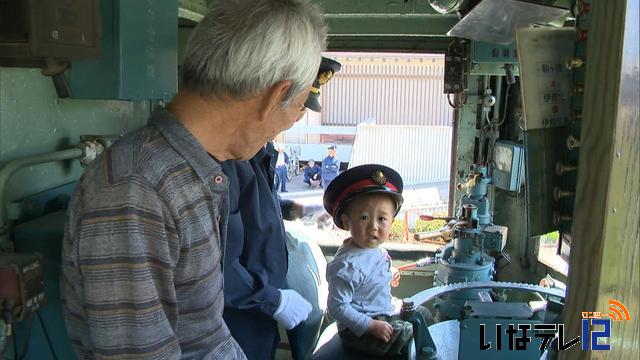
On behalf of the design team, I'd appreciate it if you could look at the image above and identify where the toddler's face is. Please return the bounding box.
[341,194,396,249]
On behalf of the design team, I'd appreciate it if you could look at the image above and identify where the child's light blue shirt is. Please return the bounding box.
[326,240,398,336]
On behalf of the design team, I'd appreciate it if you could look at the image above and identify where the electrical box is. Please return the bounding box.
[0,0,101,67]
[0,253,45,321]
[492,140,524,192]
[444,40,466,94]
[69,0,178,101]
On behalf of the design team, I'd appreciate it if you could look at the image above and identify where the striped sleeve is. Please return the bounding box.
[62,173,182,359]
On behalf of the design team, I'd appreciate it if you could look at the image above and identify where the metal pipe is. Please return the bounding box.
[483,75,490,92]
[0,148,83,250]
[493,76,502,123]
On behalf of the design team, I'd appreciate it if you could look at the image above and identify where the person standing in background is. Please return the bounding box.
[275,144,290,192]
[322,144,341,189]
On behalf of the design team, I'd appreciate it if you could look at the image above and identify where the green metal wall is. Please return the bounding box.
[0,68,150,205]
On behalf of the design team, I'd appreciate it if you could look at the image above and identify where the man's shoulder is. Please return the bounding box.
[81,125,195,193]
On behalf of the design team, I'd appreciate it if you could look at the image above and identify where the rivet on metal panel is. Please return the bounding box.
[556,162,577,176]
[565,57,585,70]
[553,187,575,201]
[553,211,572,225]
[566,135,580,150]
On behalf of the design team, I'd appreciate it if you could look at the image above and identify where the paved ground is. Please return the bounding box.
[283,173,325,193]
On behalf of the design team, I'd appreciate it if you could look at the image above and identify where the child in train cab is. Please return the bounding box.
[323,164,433,357]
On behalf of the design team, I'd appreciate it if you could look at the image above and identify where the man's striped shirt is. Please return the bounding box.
[61,110,246,359]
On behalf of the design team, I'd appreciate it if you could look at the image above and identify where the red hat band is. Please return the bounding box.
[332,178,399,216]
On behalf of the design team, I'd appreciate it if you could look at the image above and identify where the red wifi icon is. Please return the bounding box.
[607,299,631,321]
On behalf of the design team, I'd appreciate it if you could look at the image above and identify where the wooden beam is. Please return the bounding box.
[561,0,639,358]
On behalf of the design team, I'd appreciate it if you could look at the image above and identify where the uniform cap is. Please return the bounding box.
[323,164,404,230]
[305,57,342,112]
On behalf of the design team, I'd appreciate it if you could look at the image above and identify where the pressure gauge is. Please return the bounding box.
[494,144,514,172]
[492,141,524,192]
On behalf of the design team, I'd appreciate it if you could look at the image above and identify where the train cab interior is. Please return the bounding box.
[0,0,638,359]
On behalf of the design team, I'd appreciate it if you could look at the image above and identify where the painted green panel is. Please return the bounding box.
[12,210,77,360]
[452,75,483,206]
[0,68,150,203]
[178,27,193,66]
[328,36,450,52]
[325,14,457,37]
[314,0,439,14]
[181,0,458,51]
[524,128,564,237]
[69,0,178,101]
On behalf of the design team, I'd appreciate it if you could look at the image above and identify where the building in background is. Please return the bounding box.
[277,52,454,185]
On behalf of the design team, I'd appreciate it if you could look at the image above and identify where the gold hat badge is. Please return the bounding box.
[371,170,387,185]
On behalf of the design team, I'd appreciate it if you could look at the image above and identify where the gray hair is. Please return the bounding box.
[182,0,327,106]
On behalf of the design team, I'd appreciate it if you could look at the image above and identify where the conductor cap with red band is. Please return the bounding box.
[322,164,404,230]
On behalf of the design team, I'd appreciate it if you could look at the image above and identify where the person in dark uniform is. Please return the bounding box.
[222,56,341,360]
[322,144,341,189]
[221,144,310,360]
[303,159,322,188]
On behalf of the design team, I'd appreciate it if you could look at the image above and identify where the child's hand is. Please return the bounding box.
[390,266,401,287]
[367,319,393,343]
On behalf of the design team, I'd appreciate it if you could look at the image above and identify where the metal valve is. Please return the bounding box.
[457,173,479,191]
[482,88,496,110]
[419,214,455,222]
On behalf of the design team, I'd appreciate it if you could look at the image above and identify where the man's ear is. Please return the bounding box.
[259,80,292,121]
[340,213,350,230]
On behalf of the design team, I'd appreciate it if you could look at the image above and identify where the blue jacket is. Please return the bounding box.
[322,155,340,182]
[221,143,291,359]
[303,164,322,181]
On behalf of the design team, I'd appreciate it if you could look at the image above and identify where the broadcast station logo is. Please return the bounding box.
[581,299,631,351]
[597,299,631,321]
[479,299,631,352]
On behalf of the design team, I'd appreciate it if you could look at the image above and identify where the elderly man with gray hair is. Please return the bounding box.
[60,0,327,358]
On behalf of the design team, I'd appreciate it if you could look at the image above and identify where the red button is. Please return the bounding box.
[214,175,223,184]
